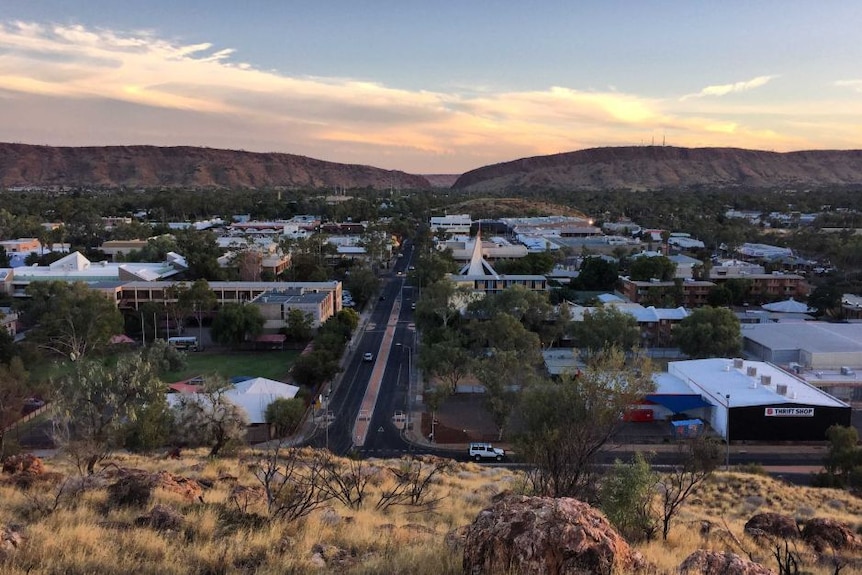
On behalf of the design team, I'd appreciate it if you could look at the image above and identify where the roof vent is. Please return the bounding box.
[746,366,757,377]
[733,358,744,369]
[760,375,772,386]
[776,384,788,396]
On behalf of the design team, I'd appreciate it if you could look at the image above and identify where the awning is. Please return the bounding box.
[646,394,712,414]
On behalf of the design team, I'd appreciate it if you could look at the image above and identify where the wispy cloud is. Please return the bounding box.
[681,75,778,101]
[0,22,846,171]
[835,79,862,92]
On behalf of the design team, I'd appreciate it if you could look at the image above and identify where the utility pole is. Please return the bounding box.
[725,394,731,471]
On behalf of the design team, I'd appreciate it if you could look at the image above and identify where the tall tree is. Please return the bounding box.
[517,348,655,499]
[0,358,29,455]
[211,303,264,348]
[23,281,123,360]
[576,257,620,291]
[55,348,168,473]
[629,255,677,282]
[174,228,224,280]
[674,306,741,358]
[177,279,218,338]
[570,305,641,353]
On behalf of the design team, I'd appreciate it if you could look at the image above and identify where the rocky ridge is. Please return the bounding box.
[452,146,862,192]
[0,143,431,190]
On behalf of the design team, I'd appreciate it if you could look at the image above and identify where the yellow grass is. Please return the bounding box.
[1,451,860,574]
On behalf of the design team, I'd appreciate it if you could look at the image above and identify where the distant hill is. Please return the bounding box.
[452,146,862,192]
[0,143,431,190]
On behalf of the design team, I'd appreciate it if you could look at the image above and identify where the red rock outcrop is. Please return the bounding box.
[678,550,775,575]
[743,513,799,540]
[801,518,861,552]
[462,494,647,575]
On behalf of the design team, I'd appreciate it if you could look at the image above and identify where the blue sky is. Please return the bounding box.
[1,1,861,172]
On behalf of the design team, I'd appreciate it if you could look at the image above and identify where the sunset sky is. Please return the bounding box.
[2,1,861,173]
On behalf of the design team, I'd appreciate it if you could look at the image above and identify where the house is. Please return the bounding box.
[167,376,301,443]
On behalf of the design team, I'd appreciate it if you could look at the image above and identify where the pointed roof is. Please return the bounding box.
[761,298,814,314]
[459,229,498,277]
[49,251,90,271]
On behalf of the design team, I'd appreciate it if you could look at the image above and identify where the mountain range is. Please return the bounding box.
[2,143,862,191]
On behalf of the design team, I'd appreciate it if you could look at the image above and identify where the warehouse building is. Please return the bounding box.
[668,358,851,441]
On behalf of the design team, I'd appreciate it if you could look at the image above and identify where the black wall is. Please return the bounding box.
[729,403,851,441]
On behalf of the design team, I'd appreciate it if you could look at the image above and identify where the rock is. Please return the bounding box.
[153,471,204,501]
[743,513,799,540]
[107,472,156,508]
[309,552,326,568]
[135,504,184,531]
[0,525,24,559]
[445,526,469,552]
[2,454,45,475]
[801,518,860,552]
[678,550,774,575]
[682,549,775,575]
[462,494,648,575]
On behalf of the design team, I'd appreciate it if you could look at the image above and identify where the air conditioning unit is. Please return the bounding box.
[747,366,757,377]
[760,375,772,386]
[776,384,788,396]
[733,358,744,369]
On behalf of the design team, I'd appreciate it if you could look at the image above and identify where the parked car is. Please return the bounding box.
[363,352,374,362]
[411,302,416,310]
[468,442,504,462]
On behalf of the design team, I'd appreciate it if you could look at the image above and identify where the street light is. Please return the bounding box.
[725,393,731,471]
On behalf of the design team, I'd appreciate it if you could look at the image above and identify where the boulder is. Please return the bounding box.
[0,526,24,560]
[801,518,860,552]
[445,525,469,552]
[135,504,184,531]
[678,550,774,575]
[743,513,799,540]
[153,471,204,501]
[2,454,45,475]
[462,494,647,575]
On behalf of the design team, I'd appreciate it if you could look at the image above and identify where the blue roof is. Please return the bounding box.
[647,394,713,413]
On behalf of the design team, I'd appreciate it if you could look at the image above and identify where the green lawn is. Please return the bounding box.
[162,350,301,383]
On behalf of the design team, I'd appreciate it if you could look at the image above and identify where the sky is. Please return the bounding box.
[1,1,861,173]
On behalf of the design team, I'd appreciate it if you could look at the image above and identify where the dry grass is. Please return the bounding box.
[1,452,861,574]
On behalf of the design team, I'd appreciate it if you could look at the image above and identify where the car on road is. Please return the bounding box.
[408,265,415,271]
[363,352,374,362]
[411,302,416,310]
[469,442,505,462]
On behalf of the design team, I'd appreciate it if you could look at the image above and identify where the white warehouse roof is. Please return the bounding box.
[668,358,848,409]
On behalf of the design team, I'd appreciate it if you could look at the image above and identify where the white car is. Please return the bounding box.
[363,352,374,362]
[468,442,505,462]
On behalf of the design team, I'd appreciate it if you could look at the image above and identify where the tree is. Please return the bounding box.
[211,303,264,348]
[177,279,217,338]
[706,284,733,307]
[174,228,224,280]
[284,309,314,343]
[570,305,641,353]
[517,348,655,499]
[265,397,306,437]
[419,335,473,394]
[599,452,658,542]
[343,263,379,307]
[657,436,720,540]
[0,358,29,456]
[23,281,124,360]
[808,284,843,318]
[291,350,339,388]
[629,255,677,282]
[172,376,248,457]
[674,306,741,358]
[576,257,619,291]
[55,348,168,473]
[819,425,862,487]
[0,246,9,268]
[0,324,16,365]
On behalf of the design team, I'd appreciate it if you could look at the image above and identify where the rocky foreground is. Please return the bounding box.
[1,451,861,574]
